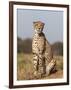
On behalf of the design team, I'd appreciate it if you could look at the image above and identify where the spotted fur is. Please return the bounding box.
[32,21,56,78]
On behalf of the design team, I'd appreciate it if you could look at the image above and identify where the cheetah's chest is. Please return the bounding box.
[34,35,44,45]
[32,34,45,54]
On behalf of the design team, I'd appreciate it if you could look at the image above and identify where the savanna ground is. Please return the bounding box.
[17,53,63,80]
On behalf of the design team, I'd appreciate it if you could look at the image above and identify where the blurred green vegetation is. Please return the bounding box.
[17,37,63,56]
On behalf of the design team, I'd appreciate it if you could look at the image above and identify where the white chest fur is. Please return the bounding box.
[32,32,45,54]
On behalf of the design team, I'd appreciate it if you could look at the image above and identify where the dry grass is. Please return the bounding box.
[17,53,63,80]
[17,53,34,80]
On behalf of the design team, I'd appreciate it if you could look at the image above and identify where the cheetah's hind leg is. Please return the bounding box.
[46,59,56,76]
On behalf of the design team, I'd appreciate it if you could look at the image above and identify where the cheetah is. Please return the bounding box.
[32,21,56,78]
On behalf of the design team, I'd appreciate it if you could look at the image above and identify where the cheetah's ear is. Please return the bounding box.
[43,23,45,25]
[33,22,36,24]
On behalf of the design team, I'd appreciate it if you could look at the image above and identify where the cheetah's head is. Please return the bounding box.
[33,21,45,34]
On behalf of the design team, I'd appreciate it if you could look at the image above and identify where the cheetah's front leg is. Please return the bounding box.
[33,54,39,78]
[38,54,46,78]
